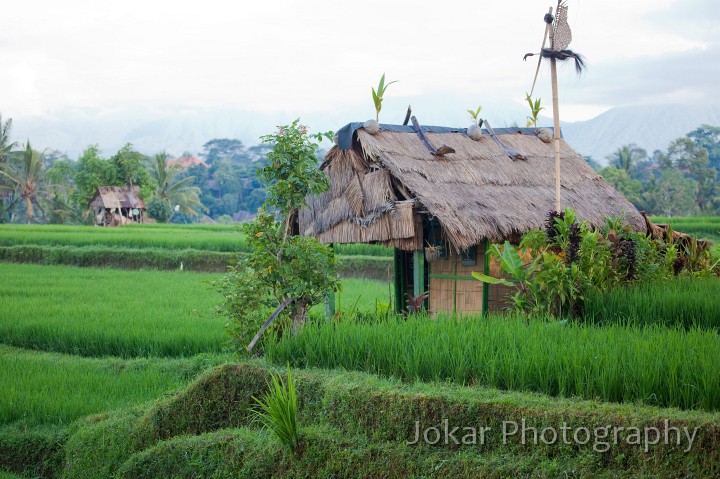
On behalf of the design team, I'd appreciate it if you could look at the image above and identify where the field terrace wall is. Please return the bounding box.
[300,122,645,314]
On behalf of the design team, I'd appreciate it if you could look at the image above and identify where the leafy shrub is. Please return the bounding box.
[214,213,339,353]
[146,197,173,223]
[474,209,707,318]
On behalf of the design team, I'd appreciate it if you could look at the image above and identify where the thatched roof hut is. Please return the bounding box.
[301,123,645,251]
[300,122,645,314]
[89,186,146,226]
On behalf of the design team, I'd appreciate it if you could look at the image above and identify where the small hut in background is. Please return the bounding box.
[90,186,146,226]
[300,122,645,315]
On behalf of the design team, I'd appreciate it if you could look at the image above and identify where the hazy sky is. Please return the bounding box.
[2,0,718,124]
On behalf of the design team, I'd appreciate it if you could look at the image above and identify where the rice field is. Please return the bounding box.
[266,314,720,412]
[0,223,245,252]
[0,223,392,256]
[0,263,226,357]
[584,277,720,329]
[0,263,391,358]
[650,216,720,242]
[0,345,229,426]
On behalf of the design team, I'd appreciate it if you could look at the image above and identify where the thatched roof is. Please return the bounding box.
[300,124,645,251]
[89,186,146,210]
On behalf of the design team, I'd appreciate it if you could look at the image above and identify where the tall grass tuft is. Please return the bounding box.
[251,366,300,453]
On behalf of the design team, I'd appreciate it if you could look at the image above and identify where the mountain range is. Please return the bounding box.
[9,104,720,164]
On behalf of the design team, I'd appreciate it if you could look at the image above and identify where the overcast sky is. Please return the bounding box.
[1,0,718,126]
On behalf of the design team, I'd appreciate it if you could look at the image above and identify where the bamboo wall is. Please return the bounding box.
[428,245,513,314]
[428,248,484,314]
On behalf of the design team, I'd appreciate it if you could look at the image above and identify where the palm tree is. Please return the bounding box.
[609,145,647,175]
[0,142,47,223]
[0,115,15,163]
[148,153,204,215]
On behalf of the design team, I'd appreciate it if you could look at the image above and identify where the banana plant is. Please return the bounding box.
[372,73,397,122]
[525,93,543,127]
[471,241,526,286]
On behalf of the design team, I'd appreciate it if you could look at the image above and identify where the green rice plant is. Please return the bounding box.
[265,313,720,412]
[251,366,299,453]
[584,277,720,329]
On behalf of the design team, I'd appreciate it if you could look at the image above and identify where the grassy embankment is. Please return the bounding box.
[0,224,392,276]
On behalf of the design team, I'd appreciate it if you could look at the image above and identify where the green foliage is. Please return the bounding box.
[267,313,720,411]
[72,145,119,206]
[687,124,720,171]
[146,196,173,222]
[258,120,332,222]
[251,366,299,453]
[0,142,47,223]
[0,424,68,478]
[110,143,153,200]
[0,114,15,163]
[0,244,235,271]
[371,73,397,121]
[473,209,693,318]
[147,153,203,216]
[215,212,339,352]
[598,166,646,208]
[525,93,543,127]
[218,121,338,353]
[646,169,701,216]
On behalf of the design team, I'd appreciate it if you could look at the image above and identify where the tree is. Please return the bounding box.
[0,115,14,164]
[599,166,646,210]
[148,153,203,216]
[664,138,717,213]
[0,143,47,223]
[72,145,118,207]
[200,139,247,165]
[645,169,699,217]
[110,144,153,199]
[258,121,331,235]
[146,196,173,223]
[0,115,16,222]
[215,120,338,354]
[46,158,82,224]
[607,144,647,175]
[687,125,720,172]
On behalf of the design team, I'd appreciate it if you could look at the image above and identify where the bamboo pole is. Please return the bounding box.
[548,7,562,213]
[551,59,561,213]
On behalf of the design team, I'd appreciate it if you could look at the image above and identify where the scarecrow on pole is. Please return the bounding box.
[524,1,585,213]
